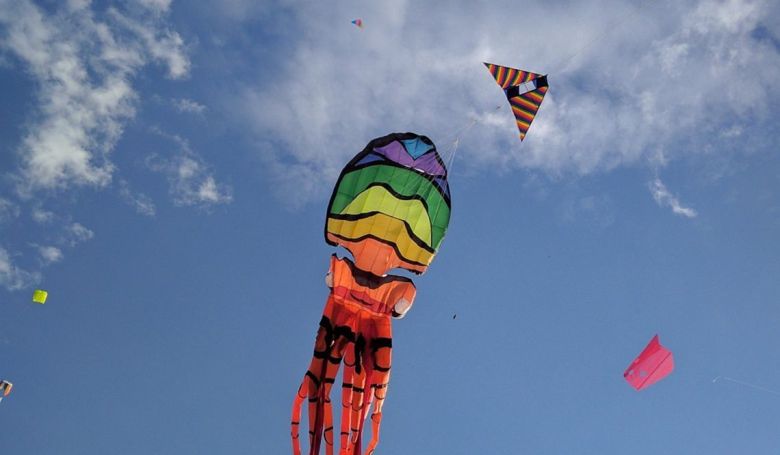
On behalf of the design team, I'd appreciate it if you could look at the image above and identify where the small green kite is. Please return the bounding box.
[32,289,48,304]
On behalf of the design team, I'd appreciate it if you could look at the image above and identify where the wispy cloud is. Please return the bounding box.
[0,246,40,291]
[231,0,780,205]
[0,1,204,290]
[31,207,54,224]
[172,98,207,114]
[0,0,190,193]
[138,0,173,15]
[119,180,156,217]
[0,198,19,223]
[0,217,94,290]
[108,7,190,79]
[649,178,698,218]
[35,245,64,265]
[65,222,94,247]
[146,129,233,208]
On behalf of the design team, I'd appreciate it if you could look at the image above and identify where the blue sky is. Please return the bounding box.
[1,0,779,453]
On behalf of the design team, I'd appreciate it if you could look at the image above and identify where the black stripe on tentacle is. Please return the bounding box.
[305,370,321,387]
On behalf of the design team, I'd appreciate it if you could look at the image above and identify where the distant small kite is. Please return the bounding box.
[484,62,548,141]
[0,380,12,403]
[351,19,363,28]
[32,289,48,304]
[624,334,674,391]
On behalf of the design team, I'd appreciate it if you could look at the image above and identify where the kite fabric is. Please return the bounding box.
[351,19,363,28]
[292,132,451,455]
[32,289,48,304]
[623,334,674,391]
[325,132,451,276]
[484,62,548,141]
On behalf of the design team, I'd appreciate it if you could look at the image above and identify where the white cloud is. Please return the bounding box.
[0,246,40,291]
[172,98,207,114]
[0,198,19,223]
[119,180,156,216]
[146,129,233,208]
[0,219,94,290]
[195,177,228,204]
[138,0,173,14]
[108,8,190,79]
[31,207,55,224]
[66,222,94,246]
[649,178,698,218]
[36,245,63,265]
[690,0,762,34]
[233,0,780,205]
[66,0,90,11]
[0,0,190,193]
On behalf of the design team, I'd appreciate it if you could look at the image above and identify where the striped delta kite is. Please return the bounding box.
[292,133,451,455]
[484,62,548,141]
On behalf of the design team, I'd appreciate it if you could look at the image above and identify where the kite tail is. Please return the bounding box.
[343,335,371,455]
[364,412,382,455]
[339,347,357,454]
[311,344,348,455]
[290,368,327,455]
[291,382,306,455]
[320,354,344,455]
[308,344,331,455]
[291,313,343,455]
[352,368,375,455]
[364,336,392,455]
[291,375,332,455]
[364,383,388,455]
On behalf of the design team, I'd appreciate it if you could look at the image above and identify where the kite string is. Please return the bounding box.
[713,376,780,397]
[419,105,499,269]
[442,105,502,171]
[444,118,475,171]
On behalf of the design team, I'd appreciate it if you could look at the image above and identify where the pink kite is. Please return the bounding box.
[351,19,363,28]
[623,334,674,391]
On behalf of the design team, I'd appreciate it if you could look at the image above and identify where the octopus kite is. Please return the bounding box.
[291,132,452,455]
